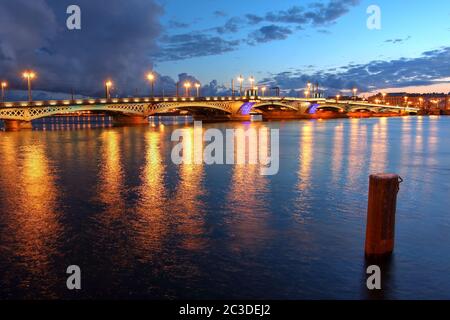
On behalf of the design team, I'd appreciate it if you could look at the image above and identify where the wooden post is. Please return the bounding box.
[365,173,401,257]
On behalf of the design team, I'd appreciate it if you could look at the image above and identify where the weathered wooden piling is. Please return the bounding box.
[365,173,402,257]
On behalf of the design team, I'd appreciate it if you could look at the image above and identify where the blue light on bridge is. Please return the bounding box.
[308,103,320,114]
[240,102,256,115]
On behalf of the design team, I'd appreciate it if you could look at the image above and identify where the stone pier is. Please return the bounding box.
[112,115,149,126]
[3,120,33,131]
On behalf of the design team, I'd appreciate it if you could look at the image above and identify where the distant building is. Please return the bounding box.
[368,92,450,112]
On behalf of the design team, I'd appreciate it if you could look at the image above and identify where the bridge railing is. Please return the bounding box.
[0,96,258,109]
[0,95,327,109]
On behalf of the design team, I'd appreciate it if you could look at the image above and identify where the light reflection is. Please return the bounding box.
[226,123,269,251]
[369,118,388,173]
[0,133,61,298]
[173,126,206,251]
[331,123,344,183]
[298,122,314,190]
[133,131,168,259]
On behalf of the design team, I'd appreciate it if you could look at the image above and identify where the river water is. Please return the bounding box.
[0,116,449,299]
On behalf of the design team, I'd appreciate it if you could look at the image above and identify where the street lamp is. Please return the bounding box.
[237,75,244,97]
[184,81,191,97]
[249,76,255,91]
[381,92,387,104]
[195,83,201,97]
[147,72,155,97]
[352,88,358,100]
[1,81,7,102]
[105,80,113,99]
[304,90,309,98]
[336,94,341,103]
[22,71,36,102]
[403,96,408,107]
[261,86,266,97]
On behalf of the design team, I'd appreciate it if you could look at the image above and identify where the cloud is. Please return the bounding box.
[216,17,241,34]
[260,47,450,94]
[153,0,360,62]
[246,0,360,28]
[248,25,292,44]
[155,33,240,61]
[168,20,190,29]
[385,36,411,44]
[214,10,228,17]
[0,0,163,96]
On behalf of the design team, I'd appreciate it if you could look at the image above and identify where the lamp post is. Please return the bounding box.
[22,71,36,102]
[1,81,7,102]
[195,83,201,97]
[403,96,408,107]
[238,75,244,97]
[352,88,358,101]
[147,72,155,97]
[261,86,266,97]
[304,90,309,98]
[184,82,191,97]
[105,80,113,99]
[336,94,341,103]
[307,82,312,98]
[382,92,387,104]
[249,76,255,93]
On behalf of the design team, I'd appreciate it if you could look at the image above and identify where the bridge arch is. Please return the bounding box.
[307,104,345,114]
[250,102,298,112]
[153,102,233,115]
[0,104,151,121]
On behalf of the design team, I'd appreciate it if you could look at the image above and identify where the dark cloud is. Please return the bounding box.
[248,25,292,44]
[246,0,360,27]
[0,0,163,96]
[214,10,228,17]
[155,33,240,61]
[154,0,360,62]
[169,20,190,29]
[385,36,411,44]
[216,17,241,34]
[246,14,265,24]
[260,47,450,94]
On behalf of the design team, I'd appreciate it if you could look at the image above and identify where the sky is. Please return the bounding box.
[0,0,449,100]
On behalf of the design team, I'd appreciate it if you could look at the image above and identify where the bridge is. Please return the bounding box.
[0,95,419,130]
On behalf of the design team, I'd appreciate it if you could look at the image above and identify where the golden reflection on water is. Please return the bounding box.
[298,122,314,191]
[331,123,344,183]
[369,118,388,173]
[427,118,439,167]
[133,130,168,260]
[415,117,424,154]
[173,126,207,251]
[226,123,269,251]
[347,119,368,185]
[0,132,61,297]
[97,130,124,210]
[93,129,133,271]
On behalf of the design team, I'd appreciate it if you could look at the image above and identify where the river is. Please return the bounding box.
[0,116,449,299]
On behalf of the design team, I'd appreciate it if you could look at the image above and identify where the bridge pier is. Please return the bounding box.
[192,114,251,122]
[112,115,149,126]
[3,120,33,131]
[261,110,309,120]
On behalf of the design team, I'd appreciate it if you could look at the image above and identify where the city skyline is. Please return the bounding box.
[0,0,449,100]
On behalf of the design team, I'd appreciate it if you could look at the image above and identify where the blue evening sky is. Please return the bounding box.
[156,0,450,92]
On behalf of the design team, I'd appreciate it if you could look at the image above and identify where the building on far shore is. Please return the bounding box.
[368,92,450,113]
